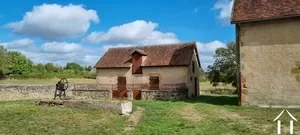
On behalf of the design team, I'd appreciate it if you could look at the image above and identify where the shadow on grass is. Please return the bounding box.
[176,95,239,106]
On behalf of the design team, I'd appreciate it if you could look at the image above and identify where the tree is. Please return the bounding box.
[0,46,8,79]
[7,51,34,75]
[35,63,46,72]
[199,67,207,82]
[207,42,237,87]
[85,65,92,71]
[65,62,83,71]
[44,63,61,72]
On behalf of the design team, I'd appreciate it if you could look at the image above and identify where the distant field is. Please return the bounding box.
[0,78,97,84]
[200,81,236,94]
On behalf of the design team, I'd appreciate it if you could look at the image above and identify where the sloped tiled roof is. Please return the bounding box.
[231,0,300,23]
[94,42,201,68]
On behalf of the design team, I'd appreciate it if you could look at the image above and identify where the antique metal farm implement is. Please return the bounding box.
[53,78,69,100]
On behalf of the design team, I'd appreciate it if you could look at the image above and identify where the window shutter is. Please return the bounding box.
[149,76,159,90]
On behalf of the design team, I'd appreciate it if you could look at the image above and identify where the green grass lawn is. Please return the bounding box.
[0,95,299,135]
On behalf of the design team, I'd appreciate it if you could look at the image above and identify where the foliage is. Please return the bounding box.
[0,45,94,79]
[0,46,8,79]
[84,65,92,71]
[7,51,34,75]
[199,68,208,82]
[207,42,237,87]
[65,62,84,71]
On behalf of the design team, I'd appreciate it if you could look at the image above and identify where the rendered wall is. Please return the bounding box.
[239,18,300,107]
[186,49,200,97]
[96,66,188,85]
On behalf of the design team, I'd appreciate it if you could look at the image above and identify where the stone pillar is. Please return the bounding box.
[127,89,133,100]
[108,90,113,98]
[141,89,146,100]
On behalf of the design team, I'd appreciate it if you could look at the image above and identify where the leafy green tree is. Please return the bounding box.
[44,63,56,72]
[85,65,92,71]
[35,63,46,72]
[65,62,83,71]
[207,42,237,87]
[0,46,8,79]
[7,51,34,75]
[199,67,207,82]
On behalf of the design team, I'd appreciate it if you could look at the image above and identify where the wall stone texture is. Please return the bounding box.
[72,84,112,99]
[0,84,188,101]
[239,18,300,107]
[0,84,72,101]
[72,90,112,99]
[141,89,188,100]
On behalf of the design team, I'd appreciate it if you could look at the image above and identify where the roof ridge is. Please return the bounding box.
[108,42,196,50]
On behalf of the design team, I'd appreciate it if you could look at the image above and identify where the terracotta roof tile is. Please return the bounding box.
[231,0,300,23]
[94,42,200,68]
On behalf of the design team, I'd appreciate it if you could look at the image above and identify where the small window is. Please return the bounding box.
[133,66,142,74]
[192,61,195,73]
[149,76,159,90]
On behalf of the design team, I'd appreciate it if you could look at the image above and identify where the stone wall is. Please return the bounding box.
[0,84,188,101]
[72,84,112,99]
[141,89,188,100]
[0,84,73,101]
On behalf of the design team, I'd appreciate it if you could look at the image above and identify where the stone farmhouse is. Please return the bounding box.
[232,0,300,106]
[93,42,201,99]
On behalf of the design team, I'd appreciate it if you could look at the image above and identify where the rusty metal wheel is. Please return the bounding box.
[59,78,68,91]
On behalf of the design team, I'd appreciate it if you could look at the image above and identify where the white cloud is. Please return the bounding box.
[196,41,226,69]
[5,3,99,41]
[103,44,134,52]
[1,38,34,49]
[83,20,179,45]
[41,42,84,53]
[213,0,233,23]
[2,39,100,66]
[1,38,227,69]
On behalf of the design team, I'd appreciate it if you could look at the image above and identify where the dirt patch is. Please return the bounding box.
[178,105,202,122]
[218,109,245,121]
[123,107,144,133]
[217,109,273,134]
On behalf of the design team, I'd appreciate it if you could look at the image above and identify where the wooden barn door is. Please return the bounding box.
[117,77,127,98]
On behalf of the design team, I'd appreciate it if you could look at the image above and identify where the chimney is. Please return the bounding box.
[130,49,147,74]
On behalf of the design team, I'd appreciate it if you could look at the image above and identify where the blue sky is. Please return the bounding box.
[0,0,234,69]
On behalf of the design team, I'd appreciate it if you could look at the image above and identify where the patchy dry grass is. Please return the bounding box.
[132,95,300,135]
[0,100,126,135]
[0,95,299,134]
[177,105,203,122]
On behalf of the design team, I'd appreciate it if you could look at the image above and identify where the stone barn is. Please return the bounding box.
[231,0,300,107]
[93,42,201,99]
